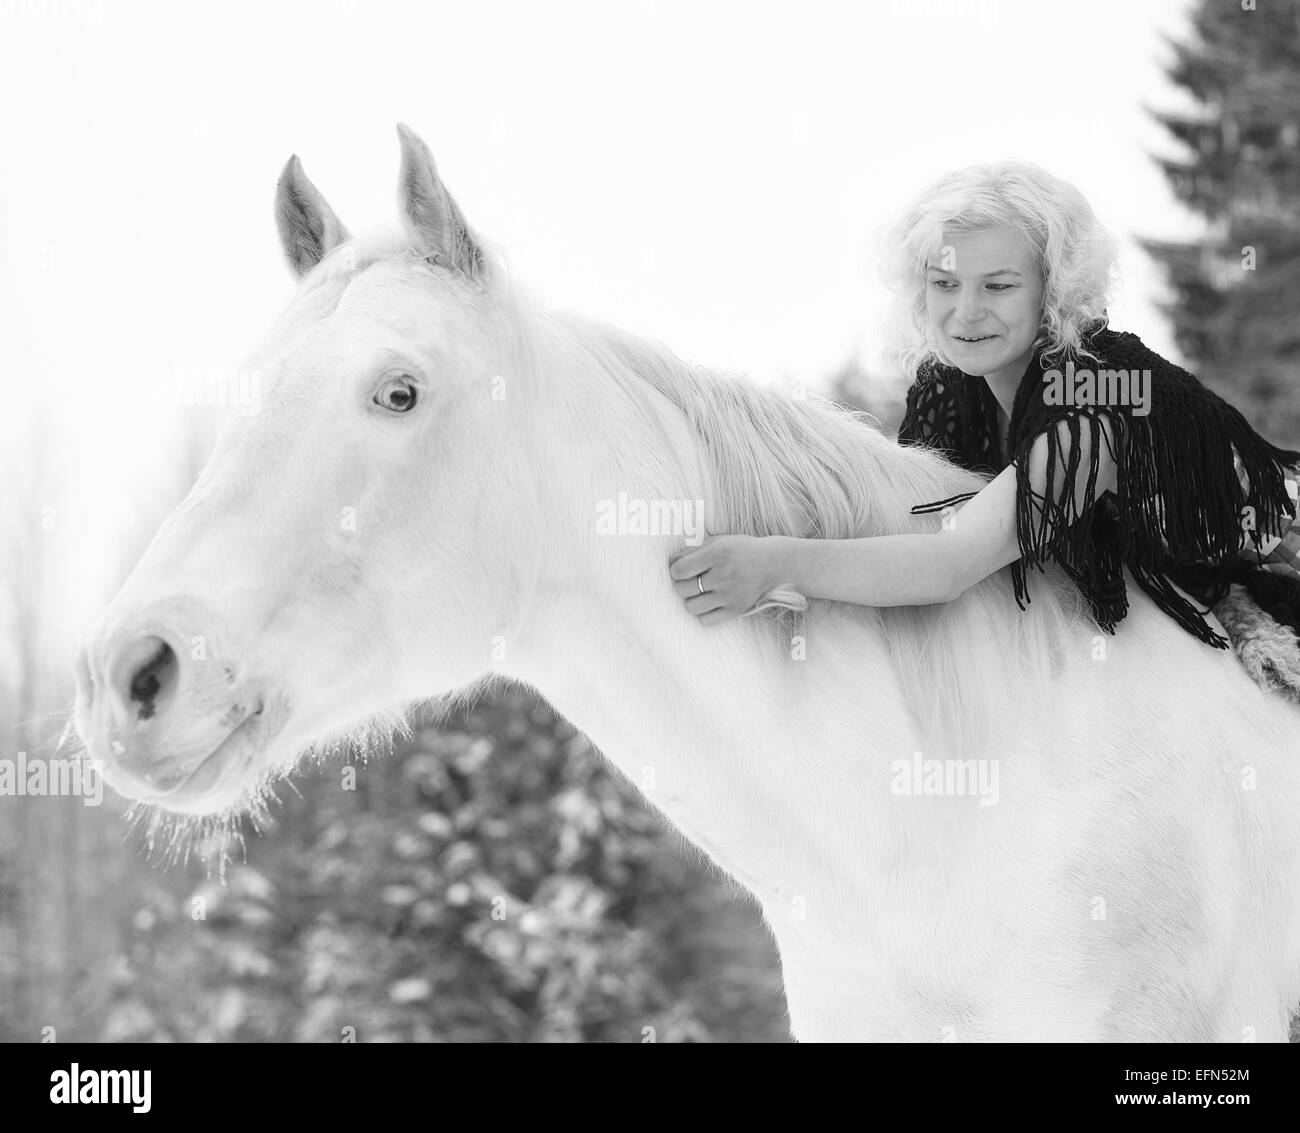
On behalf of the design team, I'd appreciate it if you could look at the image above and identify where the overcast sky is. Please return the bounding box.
[1,0,1198,654]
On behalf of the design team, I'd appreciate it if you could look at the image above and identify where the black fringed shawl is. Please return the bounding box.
[898,323,1300,648]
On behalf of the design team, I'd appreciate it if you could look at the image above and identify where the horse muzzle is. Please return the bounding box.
[73,596,281,813]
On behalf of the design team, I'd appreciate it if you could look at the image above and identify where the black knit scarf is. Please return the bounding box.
[898,322,1300,647]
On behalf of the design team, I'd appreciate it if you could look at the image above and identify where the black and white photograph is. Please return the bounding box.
[0,0,1297,1102]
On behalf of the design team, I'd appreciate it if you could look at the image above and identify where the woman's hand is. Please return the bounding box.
[667,534,783,626]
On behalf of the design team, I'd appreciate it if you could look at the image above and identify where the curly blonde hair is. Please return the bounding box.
[880,161,1118,380]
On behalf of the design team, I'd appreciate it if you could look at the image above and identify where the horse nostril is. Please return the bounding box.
[123,637,178,722]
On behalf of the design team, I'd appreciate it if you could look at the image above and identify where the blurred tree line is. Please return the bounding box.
[1,689,787,1042]
[1143,0,1300,447]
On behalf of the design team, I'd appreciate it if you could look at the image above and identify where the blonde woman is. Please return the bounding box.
[669,161,1300,646]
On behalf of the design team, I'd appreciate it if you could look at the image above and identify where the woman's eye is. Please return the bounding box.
[986,283,1014,291]
[374,375,419,413]
[930,278,955,290]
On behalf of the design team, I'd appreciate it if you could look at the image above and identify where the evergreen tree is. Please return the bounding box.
[1143,0,1300,446]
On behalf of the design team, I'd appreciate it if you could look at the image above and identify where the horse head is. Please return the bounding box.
[73,126,540,815]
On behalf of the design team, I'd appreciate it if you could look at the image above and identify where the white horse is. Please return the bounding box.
[73,126,1300,1042]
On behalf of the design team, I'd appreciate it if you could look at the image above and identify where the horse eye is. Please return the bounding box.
[374,375,419,413]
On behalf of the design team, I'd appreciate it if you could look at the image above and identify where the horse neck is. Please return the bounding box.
[499,319,922,900]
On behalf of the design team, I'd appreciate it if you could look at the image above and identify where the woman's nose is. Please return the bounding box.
[956,286,986,323]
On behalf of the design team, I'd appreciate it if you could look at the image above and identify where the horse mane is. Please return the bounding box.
[530,302,1091,761]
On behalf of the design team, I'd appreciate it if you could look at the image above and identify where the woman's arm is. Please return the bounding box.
[669,414,1118,623]
[782,414,1119,606]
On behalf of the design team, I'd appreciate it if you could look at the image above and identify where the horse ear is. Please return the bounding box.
[396,123,486,279]
[275,155,350,277]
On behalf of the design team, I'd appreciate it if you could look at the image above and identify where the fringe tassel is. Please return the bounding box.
[900,331,1300,648]
[1009,412,1117,621]
[1004,391,1300,649]
[1129,565,1230,649]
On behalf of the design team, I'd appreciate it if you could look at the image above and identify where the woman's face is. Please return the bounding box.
[924,226,1044,383]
